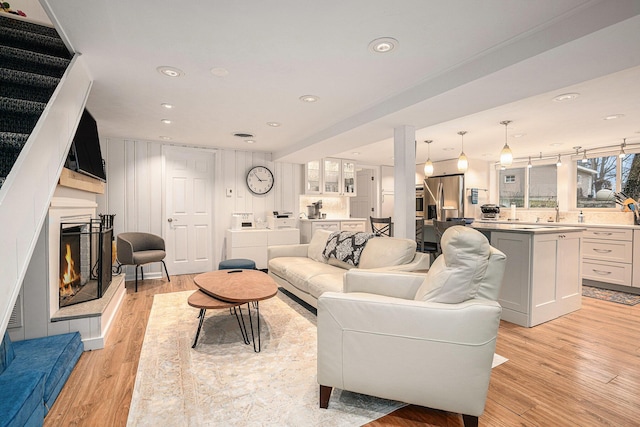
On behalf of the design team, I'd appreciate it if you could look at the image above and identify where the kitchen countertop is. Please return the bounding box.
[474,219,640,230]
[470,222,585,234]
[300,218,367,222]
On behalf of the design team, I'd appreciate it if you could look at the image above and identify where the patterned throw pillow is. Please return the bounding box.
[322,231,375,267]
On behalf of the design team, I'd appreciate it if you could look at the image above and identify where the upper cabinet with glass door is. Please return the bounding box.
[304,158,357,196]
[305,160,322,194]
[342,160,356,196]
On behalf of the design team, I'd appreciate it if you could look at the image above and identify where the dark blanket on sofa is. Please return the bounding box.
[322,231,375,266]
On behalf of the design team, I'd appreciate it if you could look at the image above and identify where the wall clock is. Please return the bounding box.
[246,166,274,195]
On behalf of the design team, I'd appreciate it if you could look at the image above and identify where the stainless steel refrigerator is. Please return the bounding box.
[423,174,465,220]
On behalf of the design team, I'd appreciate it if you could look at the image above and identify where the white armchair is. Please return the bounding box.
[317,226,506,427]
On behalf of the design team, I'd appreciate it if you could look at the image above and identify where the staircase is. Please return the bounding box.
[0,14,92,338]
[0,14,72,187]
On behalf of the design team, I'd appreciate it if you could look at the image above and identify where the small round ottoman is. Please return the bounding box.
[218,258,256,270]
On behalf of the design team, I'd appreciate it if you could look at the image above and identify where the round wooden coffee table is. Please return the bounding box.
[190,269,278,352]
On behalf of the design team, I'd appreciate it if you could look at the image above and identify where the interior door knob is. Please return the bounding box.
[168,218,177,223]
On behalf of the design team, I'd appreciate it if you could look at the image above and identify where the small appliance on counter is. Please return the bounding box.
[307,200,323,219]
[231,212,255,230]
[268,212,296,229]
[480,204,500,220]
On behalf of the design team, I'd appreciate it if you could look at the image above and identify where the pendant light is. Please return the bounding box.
[527,156,532,168]
[457,131,468,173]
[619,138,627,158]
[556,154,562,167]
[499,120,513,167]
[423,140,434,177]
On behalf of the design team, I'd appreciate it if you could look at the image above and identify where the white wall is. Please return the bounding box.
[98,138,303,277]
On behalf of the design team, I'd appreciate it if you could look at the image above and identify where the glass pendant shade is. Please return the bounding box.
[556,154,562,167]
[500,144,513,166]
[499,120,513,167]
[527,156,532,168]
[581,150,589,163]
[457,152,468,172]
[424,159,434,176]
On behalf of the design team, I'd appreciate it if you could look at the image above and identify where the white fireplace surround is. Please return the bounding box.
[48,197,96,315]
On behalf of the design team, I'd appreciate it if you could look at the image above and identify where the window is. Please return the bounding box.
[529,165,557,208]
[621,153,640,201]
[499,165,558,209]
[499,168,525,207]
[576,155,617,208]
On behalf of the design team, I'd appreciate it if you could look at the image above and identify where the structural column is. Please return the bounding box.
[393,125,416,239]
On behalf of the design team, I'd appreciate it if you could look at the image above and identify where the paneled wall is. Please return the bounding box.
[98,138,303,278]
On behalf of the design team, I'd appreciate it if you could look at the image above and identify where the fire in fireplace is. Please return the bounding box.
[59,217,113,307]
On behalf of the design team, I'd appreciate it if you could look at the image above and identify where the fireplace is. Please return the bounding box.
[59,217,113,307]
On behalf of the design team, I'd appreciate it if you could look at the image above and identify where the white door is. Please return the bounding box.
[350,168,374,227]
[164,146,215,275]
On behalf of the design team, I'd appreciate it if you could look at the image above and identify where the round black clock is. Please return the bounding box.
[246,166,274,195]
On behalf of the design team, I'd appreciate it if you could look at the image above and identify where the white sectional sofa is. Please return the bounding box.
[267,230,430,308]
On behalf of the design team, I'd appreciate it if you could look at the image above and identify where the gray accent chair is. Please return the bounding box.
[116,232,170,292]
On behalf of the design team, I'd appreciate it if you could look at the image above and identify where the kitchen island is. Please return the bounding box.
[470,222,585,327]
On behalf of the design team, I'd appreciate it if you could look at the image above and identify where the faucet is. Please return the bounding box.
[555,203,560,223]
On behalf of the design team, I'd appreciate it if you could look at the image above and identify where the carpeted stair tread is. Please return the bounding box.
[0,96,47,115]
[0,133,29,185]
[0,68,59,103]
[0,14,60,38]
[0,25,71,59]
[0,111,41,134]
[0,45,70,78]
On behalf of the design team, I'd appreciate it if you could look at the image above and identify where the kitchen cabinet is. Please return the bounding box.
[582,226,633,286]
[226,228,300,270]
[299,219,367,243]
[304,158,357,196]
[490,229,582,327]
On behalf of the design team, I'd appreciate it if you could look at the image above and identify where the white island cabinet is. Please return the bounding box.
[299,219,367,243]
[474,224,583,327]
[225,228,300,270]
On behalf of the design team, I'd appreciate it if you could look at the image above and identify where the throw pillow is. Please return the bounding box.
[322,231,375,267]
[307,229,334,262]
[414,226,490,303]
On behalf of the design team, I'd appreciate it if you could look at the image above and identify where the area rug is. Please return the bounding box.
[582,285,640,306]
[128,290,507,426]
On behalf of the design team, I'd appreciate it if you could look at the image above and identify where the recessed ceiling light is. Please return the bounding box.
[210,67,229,77]
[266,122,281,127]
[553,93,580,102]
[368,37,398,53]
[245,140,256,144]
[550,142,562,147]
[512,133,526,138]
[299,95,319,103]
[161,119,172,124]
[604,114,625,120]
[352,152,360,155]
[233,132,254,138]
[156,66,184,77]
[159,136,172,140]
[161,103,173,109]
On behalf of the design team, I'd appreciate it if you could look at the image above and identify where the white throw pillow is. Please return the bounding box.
[414,226,490,303]
[307,229,333,262]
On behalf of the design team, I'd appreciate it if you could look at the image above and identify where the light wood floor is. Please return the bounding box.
[44,275,640,426]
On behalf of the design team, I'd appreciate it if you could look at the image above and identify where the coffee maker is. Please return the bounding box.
[307,200,322,219]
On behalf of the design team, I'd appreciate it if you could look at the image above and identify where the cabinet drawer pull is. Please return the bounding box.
[592,269,612,275]
[592,248,612,253]
[593,232,613,236]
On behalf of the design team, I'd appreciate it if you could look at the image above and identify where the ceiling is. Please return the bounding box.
[41,0,640,167]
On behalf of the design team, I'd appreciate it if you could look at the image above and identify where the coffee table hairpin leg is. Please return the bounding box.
[192,306,251,348]
[246,301,262,352]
